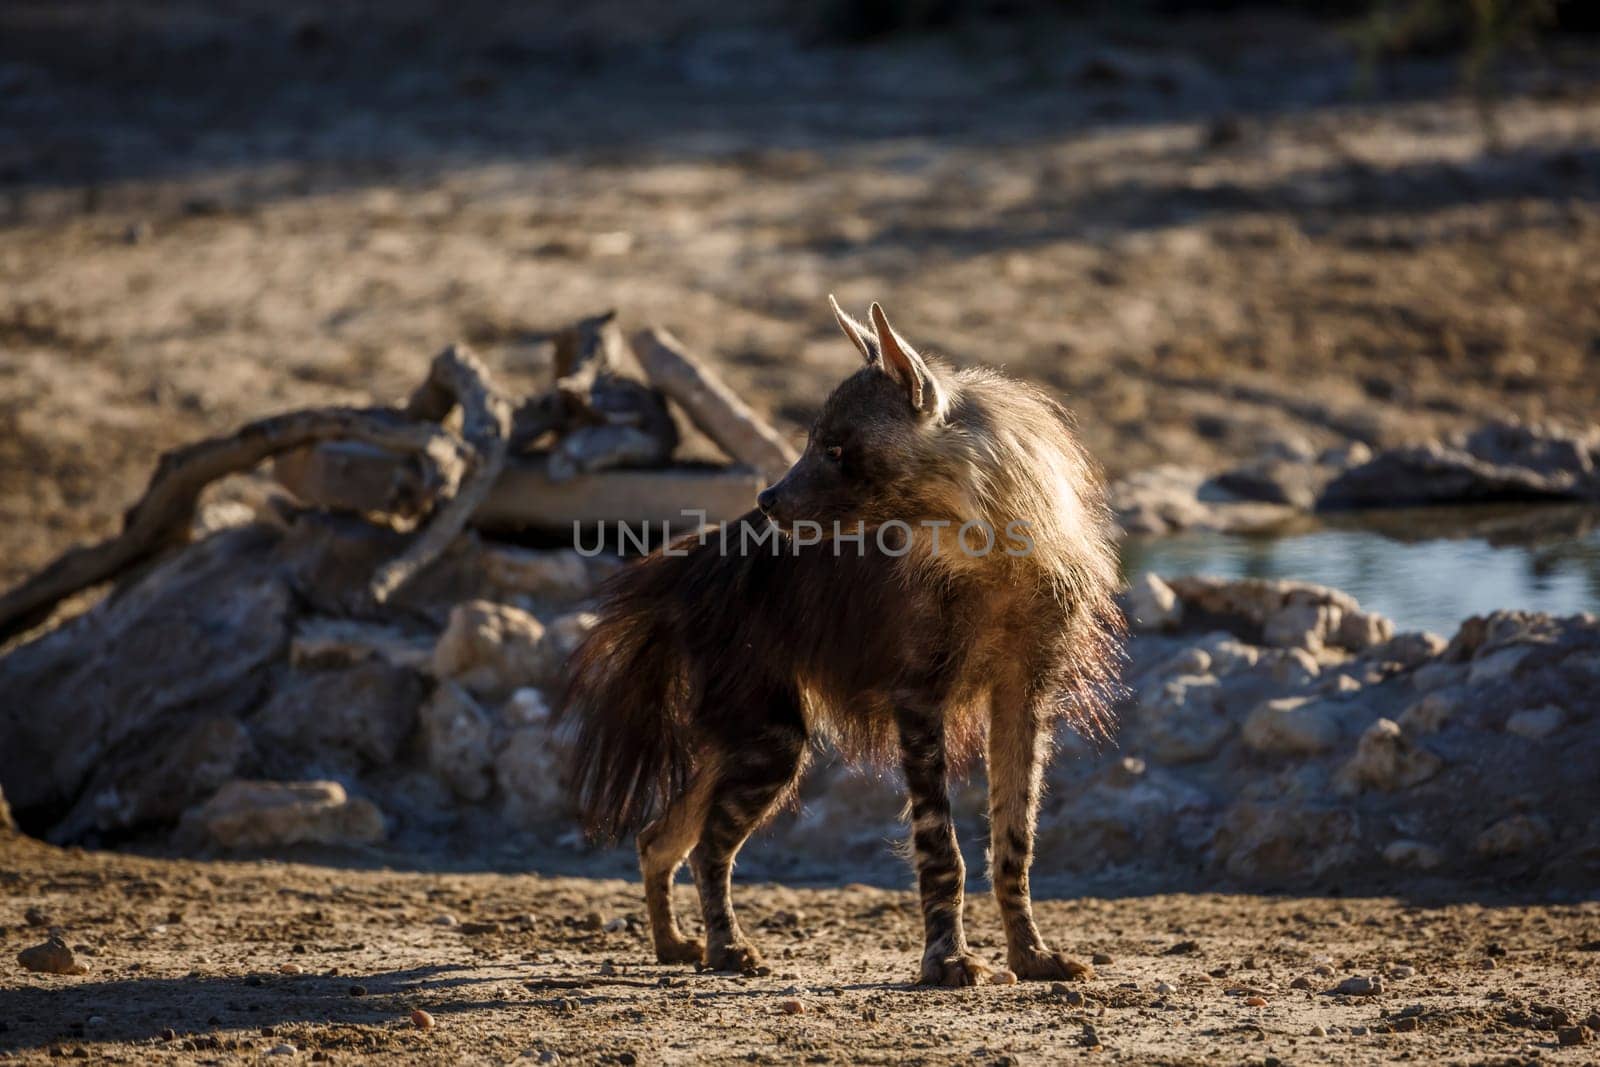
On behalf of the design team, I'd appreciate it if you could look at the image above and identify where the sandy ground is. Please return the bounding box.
[2,833,1597,1064]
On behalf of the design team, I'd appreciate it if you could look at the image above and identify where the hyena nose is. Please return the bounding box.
[756,487,778,516]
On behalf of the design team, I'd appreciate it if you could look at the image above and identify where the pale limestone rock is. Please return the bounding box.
[188,780,384,849]
[1505,705,1565,740]
[433,600,561,698]
[1127,572,1182,632]
[1242,697,1343,757]
[1397,687,1465,735]
[496,726,570,828]
[1335,719,1442,795]
[419,682,495,802]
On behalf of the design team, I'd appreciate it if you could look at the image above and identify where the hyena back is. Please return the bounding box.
[560,299,1123,985]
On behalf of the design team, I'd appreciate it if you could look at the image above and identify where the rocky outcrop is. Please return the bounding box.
[0,511,1595,893]
[1111,419,1600,533]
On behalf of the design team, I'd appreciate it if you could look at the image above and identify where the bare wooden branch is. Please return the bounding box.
[369,344,512,604]
[273,443,763,531]
[630,326,797,481]
[0,408,469,643]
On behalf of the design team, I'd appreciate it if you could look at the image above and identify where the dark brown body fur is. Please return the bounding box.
[560,301,1123,985]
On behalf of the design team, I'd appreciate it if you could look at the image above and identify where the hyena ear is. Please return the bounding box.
[869,302,942,417]
[829,294,878,364]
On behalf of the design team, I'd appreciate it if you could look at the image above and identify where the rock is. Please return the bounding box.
[1558,1025,1590,1047]
[0,527,293,838]
[1214,801,1360,885]
[1164,576,1383,654]
[252,662,423,770]
[1269,648,1321,688]
[1474,815,1552,859]
[410,1009,435,1031]
[1332,975,1382,997]
[504,688,552,727]
[289,618,434,673]
[1318,420,1600,510]
[55,715,253,841]
[419,682,495,802]
[17,937,88,975]
[546,611,599,661]
[1264,600,1340,654]
[1397,688,1464,734]
[482,546,597,602]
[1290,975,1313,990]
[1337,610,1394,652]
[1371,631,1448,670]
[185,780,385,849]
[0,782,13,833]
[1383,840,1444,871]
[433,600,561,698]
[1126,573,1182,632]
[1091,953,1114,966]
[495,727,569,827]
[1242,698,1343,757]
[1408,661,1465,693]
[1505,705,1565,740]
[1469,646,1532,686]
[780,997,808,1012]
[1212,459,1336,510]
[1141,674,1233,764]
[1110,465,1298,535]
[1335,719,1443,795]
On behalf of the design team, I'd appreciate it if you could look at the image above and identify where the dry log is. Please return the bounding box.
[515,310,677,479]
[0,408,469,643]
[630,326,797,481]
[275,443,763,532]
[369,344,512,604]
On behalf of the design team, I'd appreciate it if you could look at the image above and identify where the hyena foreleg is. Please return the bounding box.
[896,704,993,986]
[689,701,808,976]
[986,686,1094,981]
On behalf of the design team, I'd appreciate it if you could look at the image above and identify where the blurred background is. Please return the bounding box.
[3,0,1599,588]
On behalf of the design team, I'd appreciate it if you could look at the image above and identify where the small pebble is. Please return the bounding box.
[24,907,51,927]
[1313,964,1335,977]
[1557,1026,1589,1047]
[279,963,303,975]
[17,938,87,976]
[1309,1025,1327,1037]
[990,970,1017,986]
[1290,976,1313,990]
[1333,976,1382,997]
[602,917,629,934]
[1478,957,1497,970]
[1153,981,1175,995]
[410,1009,435,1031]
[348,984,367,997]
[1244,996,1267,1007]
[267,1045,296,1057]
[1091,953,1114,966]
[1388,964,1415,979]
[434,914,459,928]
[779,999,805,1015]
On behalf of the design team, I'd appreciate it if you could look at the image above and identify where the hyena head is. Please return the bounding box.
[757,298,969,534]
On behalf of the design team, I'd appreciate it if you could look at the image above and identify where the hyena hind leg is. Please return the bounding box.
[986,692,1095,982]
[690,712,808,976]
[638,771,717,965]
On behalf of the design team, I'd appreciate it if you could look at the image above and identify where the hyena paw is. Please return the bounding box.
[654,936,705,966]
[1009,948,1094,982]
[918,951,995,988]
[705,940,769,976]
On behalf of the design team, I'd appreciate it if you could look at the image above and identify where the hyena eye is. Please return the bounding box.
[824,445,843,462]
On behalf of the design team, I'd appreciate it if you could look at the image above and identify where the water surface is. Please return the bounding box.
[1120,505,1600,636]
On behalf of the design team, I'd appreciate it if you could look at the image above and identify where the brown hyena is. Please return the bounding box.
[559,298,1124,986]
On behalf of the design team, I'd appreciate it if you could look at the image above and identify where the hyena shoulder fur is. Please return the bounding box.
[559,298,1124,986]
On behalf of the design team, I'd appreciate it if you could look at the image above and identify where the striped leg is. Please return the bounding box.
[691,715,808,975]
[638,770,716,964]
[986,692,1093,982]
[897,706,992,987]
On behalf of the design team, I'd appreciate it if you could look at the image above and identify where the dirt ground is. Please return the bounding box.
[2,833,1597,1065]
